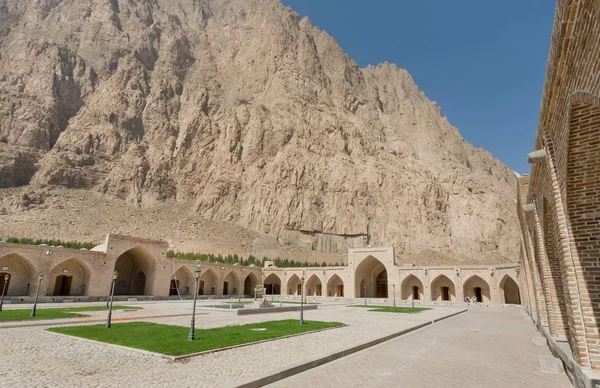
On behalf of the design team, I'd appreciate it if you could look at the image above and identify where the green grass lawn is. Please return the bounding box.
[223,301,253,304]
[350,305,430,313]
[273,300,320,305]
[48,320,343,356]
[0,306,141,321]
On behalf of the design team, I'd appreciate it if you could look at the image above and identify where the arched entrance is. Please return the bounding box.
[0,253,36,296]
[48,258,92,296]
[244,273,258,295]
[401,275,424,300]
[327,274,344,297]
[355,256,388,298]
[287,274,301,295]
[199,269,218,295]
[170,266,195,296]
[306,274,322,296]
[223,271,240,296]
[264,273,281,295]
[113,247,155,296]
[500,275,521,304]
[431,275,456,301]
[463,275,491,303]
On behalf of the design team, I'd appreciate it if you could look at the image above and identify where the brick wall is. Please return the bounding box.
[518,0,600,370]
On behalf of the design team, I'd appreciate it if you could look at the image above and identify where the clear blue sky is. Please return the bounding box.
[280,0,556,174]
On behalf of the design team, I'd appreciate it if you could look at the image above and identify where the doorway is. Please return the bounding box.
[223,281,229,295]
[53,275,72,296]
[441,286,450,301]
[169,280,179,296]
[412,286,420,300]
[297,284,302,296]
[376,270,388,298]
[337,284,344,297]
[474,287,482,303]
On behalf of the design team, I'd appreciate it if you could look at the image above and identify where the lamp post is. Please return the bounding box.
[364,284,367,307]
[31,274,44,317]
[105,271,118,328]
[393,283,396,312]
[299,276,305,325]
[188,264,201,341]
[0,274,9,312]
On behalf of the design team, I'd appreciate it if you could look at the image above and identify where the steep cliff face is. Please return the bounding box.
[0,0,519,263]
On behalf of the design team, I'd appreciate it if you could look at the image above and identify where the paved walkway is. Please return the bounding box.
[270,307,573,388]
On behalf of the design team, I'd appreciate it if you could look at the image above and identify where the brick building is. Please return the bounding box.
[516,0,600,385]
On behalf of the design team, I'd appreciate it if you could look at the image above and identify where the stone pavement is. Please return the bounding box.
[270,307,573,388]
[0,301,461,387]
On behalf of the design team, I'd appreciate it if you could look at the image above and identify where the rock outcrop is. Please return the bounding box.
[0,0,520,263]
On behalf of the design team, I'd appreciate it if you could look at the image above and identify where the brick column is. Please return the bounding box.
[533,199,568,339]
[545,132,590,368]
[525,221,550,327]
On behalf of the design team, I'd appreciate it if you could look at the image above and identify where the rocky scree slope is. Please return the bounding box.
[0,0,519,264]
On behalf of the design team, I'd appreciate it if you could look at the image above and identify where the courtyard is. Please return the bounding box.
[0,299,571,387]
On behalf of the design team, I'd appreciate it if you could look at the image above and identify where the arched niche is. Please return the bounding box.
[306,274,323,297]
[48,258,92,296]
[199,268,218,295]
[355,255,388,298]
[500,275,521,304]
[223,271,240,296]
[113,246,155,295]
[170,266,195,296]
[244,273,259,295]
[327,274,344,297]
[463,275,491,303]
[286,274,301,296]
[431,274,456,301]
[264,273,281,295]
[0,253,36,296]
[401,275,424,300]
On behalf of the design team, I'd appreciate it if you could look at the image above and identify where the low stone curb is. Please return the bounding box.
[233,308,468,388]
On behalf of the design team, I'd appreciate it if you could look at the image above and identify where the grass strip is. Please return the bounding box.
[48,320,343,356]
[273,301,320,305]
[0,306,141,321]
[350,305,430,313]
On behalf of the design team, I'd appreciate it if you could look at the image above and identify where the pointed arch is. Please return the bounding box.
[223,271,240,296]
[306,274,323,297]
[401,275,424,300]
[0,252,36,296]
[264,273,281,295]
[244,272,259,295]
[431,274,455,301]
[500,275,521,304]
[114,246,155,295]
[327,274,344,297]
[171,266,195,296]
[48,258,92,296]
[355,255,388,298]
[462,275,491,303]
[287,274,302,296]
[199,268,218,295]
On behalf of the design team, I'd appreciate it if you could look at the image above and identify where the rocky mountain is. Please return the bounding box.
[0,0,520,264]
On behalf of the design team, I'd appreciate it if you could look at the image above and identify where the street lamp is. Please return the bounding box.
[188,264,201,341]
[106,271,118,328]
[0,274,9,312]
[31,274,44,317]
[393,284,396,312]
[364,284,367,307]
[299,276,305,325]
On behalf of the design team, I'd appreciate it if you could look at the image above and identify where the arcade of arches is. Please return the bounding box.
[0,236,520,309]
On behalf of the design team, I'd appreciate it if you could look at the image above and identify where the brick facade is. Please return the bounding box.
[517,0,600,370]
